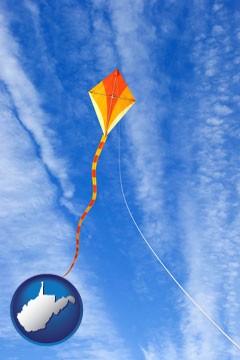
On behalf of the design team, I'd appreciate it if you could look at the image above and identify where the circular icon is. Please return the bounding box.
[10,274,83,345]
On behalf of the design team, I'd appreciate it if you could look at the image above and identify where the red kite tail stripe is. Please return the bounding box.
[63,134,107,277]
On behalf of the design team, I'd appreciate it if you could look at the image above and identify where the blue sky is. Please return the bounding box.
[0,0,240,359]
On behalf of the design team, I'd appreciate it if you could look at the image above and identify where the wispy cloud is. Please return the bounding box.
[141,337,178,360]
[105,0,172,272]
[0,9,73,199]
[177,2,240,358]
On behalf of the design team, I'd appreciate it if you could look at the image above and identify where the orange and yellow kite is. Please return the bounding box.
[64,69,135,276]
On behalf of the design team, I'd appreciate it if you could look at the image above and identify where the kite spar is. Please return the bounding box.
[63,69,135,277]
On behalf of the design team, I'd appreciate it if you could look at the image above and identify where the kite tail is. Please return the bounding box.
[63,134,107,277]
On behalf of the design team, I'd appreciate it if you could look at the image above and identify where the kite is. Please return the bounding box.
[63,69,135,277]
[10,69,135,345]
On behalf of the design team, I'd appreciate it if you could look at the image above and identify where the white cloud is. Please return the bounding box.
[142,340,178,360]
[214,103,233,116]
[212,25,224,36]
[206,117,223,126]
[177,7,240,354]
[212,4,223,13]
[0,11,74,199]
[24,0,39,16]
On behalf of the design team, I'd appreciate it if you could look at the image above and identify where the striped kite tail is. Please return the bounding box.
[63,134,107,277]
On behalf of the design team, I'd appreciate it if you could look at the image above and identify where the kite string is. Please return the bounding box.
[63,134,107,277]
[118,125,240,351]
